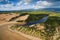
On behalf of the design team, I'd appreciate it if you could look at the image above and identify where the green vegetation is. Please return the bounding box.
[10,11,60,40]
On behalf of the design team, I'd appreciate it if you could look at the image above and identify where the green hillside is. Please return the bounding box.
[9,11,60,40]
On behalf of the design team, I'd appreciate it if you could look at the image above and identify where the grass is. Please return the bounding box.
[10,11,60,40]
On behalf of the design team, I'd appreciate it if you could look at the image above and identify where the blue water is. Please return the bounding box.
[24,16,48,26]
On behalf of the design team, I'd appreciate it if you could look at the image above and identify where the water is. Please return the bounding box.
[24,15,48,26]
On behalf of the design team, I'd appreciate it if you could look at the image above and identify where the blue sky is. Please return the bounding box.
[0,0,60,11]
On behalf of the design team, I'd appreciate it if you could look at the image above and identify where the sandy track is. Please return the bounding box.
[0,22,42,40]
[0,22,30,40]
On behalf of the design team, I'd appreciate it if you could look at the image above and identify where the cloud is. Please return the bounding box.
[16,1,52,9]
[23,0,32,3]
[48,1,60,8]
[0,3,14,11]
[0,0,60,11]
[33,1,52,9]
[17,1,23,6]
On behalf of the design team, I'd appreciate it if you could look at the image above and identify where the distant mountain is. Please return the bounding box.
[19,8,60,12]
[42,8,60,12]
[0,8,60,12]
[20,8,60,12]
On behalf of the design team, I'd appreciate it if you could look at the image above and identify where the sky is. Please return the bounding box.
[0,0,60,11]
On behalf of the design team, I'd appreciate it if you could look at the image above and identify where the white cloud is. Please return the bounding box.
[0,3,14,8]
[33,1,52,9]
[37,1,51,6]
[23,0,32,5]
[17,1,23,6]
[23,0,32,3]
[0,3,15,11]
[0,0,52,11]
[0,2,32,11]
[16,0,31,6]
[24,2,28,5]
[33,5,45,9]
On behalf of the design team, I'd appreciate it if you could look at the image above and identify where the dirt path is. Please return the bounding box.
[0,23,30,40]
[0,22,42,40]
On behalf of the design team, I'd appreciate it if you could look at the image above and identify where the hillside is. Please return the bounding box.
[9,11,60,40]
